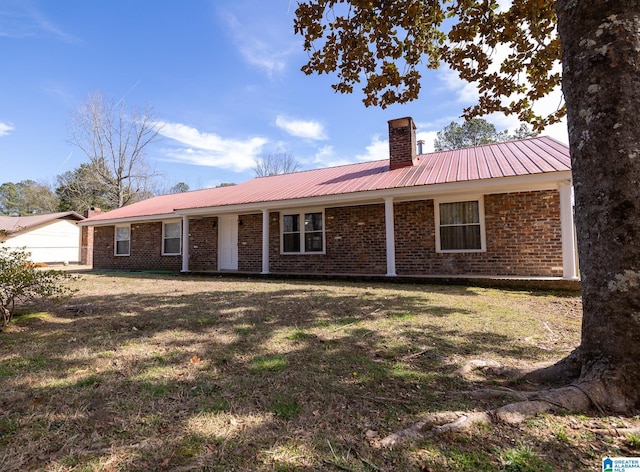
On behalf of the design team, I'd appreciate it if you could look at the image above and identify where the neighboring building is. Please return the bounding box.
[80,117,578,282]
[0,212,85,264]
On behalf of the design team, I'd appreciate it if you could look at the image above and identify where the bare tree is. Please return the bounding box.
[68,91,161,208]
[253,152,301,177]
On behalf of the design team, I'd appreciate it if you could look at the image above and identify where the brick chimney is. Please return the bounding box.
[388,117,417,170]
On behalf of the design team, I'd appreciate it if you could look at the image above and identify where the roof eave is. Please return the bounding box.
[79,171,572,225]
[176,171,573,216]
[78,212,181,227]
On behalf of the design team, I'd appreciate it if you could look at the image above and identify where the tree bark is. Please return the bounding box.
[556,0,640,411]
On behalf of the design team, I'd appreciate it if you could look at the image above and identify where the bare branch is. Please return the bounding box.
[253,151,301,177]
[67,91,161,208]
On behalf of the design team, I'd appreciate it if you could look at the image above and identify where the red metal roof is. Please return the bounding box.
[83,136,570,224]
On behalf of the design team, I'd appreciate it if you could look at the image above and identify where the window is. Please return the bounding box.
[436,198,485,252]
[282,211,324,253]
[163,221,181,255]
[115,225,130,256]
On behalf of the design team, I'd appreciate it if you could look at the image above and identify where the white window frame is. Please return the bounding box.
[280,209,326,255]
[162,220,182,256]
[435,196,486,253]
[114,224,131,256]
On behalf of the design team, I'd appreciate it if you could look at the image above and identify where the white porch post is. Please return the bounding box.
[384,197,397,276]
[181,216,190,272]
[559,182,578,280]
[261,209,270,274]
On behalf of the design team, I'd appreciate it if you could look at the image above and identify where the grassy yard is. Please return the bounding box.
[0,272,637,471]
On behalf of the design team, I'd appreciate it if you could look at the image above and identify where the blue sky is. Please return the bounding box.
[0,0,568,191]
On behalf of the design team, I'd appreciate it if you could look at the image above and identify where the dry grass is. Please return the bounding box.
[0,272,637,471]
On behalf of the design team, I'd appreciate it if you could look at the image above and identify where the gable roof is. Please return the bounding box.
[0,212,84,235]
[83,136,571,225]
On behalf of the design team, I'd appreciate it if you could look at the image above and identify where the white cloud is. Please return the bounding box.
[308,145,352,168]
[0,122,14,136]
[416,131,438,154]
[221,11,296,76]
[156,121,268,172]
[355,135,389,162]
[275,116,328,140]
[438,67,480,105]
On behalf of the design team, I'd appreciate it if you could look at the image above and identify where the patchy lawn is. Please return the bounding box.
[0,272,636,471]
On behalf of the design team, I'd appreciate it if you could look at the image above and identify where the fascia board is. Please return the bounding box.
[77,213,179,227]
[176,171,572,216]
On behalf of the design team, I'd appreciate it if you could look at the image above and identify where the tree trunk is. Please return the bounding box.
[556,0,640,411]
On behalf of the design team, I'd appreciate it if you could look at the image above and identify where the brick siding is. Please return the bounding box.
[188,217,217,271]
[394,190,563,276]
[268,205,387,274]
[93,222,182,271]
[91,190,564,277]
[238,214,262,272]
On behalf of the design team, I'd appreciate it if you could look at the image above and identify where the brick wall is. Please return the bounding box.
[238,213,262,272]
[394,190,563,276]
[80,225,94,266]
[93,222,182,271]
[81,208,101,266]
[92,190,563,277]
[188,217,217,271]
[268,205,387,274]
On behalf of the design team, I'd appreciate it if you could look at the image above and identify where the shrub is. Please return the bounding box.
[0,246,75,329]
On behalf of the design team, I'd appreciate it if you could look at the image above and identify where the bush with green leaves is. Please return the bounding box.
[0,246,75,328]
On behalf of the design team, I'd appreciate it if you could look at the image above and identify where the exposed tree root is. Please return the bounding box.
[1,306,12,330]
[593,426,640,437]
[459,387,533,402]
[455,358,573,383]
[379,384,594,447]
[379,354,631,448]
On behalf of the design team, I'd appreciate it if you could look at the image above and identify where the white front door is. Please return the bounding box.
[218,215,238,270]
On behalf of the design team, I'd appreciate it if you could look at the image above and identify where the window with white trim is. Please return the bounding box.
[115,225,130,256]
[281,211,325,254]
[435,198,486,252]
[162,221,182,255]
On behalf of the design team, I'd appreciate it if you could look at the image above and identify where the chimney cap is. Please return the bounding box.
[388,117,415,129]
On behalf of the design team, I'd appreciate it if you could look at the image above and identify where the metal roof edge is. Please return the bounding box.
[176,171,572,216]
[78,213,180,227]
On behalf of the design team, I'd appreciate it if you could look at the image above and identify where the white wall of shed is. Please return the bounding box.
[3,220,81,263]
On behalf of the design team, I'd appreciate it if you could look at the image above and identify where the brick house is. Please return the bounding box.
[80,117,578,281]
